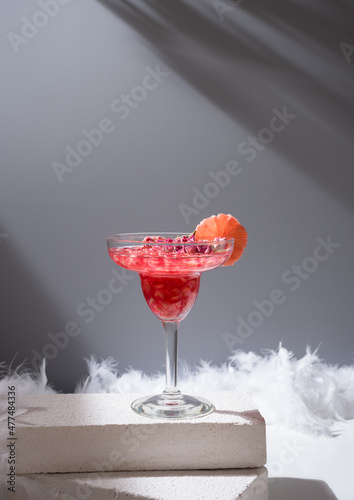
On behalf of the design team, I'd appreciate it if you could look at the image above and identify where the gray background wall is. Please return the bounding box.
[1,0,353,392]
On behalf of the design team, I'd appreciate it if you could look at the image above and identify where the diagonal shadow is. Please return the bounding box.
[214,408,265,424]
[269,477,338,499]
[0,224,85,393]
[96,0,354,213]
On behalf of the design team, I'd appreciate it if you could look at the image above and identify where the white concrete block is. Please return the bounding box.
[17,391,266,474]
[28,467,268,500]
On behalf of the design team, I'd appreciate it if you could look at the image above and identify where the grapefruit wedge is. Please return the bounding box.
[194,213,247,266]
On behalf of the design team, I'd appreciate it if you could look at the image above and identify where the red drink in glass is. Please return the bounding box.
[108,246,229,321]
[107,233,234,419]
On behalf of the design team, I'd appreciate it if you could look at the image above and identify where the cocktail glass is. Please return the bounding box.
[107,233,234,419]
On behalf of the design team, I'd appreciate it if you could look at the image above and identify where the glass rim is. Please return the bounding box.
[107,232,234,245]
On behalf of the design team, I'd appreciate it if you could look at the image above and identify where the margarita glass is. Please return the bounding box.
[107,233,234,419]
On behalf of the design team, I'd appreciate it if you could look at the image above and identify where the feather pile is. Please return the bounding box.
[78,344,354,435]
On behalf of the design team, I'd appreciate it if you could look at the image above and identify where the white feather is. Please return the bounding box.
[77,345,354,436]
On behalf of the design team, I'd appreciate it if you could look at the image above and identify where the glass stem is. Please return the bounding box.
[162,321,180,397]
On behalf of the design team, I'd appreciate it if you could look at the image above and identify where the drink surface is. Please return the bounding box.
[108,246,231,276]
[108,246,231,321]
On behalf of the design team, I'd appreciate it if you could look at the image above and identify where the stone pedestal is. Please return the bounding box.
[28,467,268,500]
[17,391,266,474]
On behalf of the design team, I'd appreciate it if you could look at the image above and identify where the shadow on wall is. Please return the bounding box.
[0,224,85,393]
[269,477,338,499]
[97,0,354,213]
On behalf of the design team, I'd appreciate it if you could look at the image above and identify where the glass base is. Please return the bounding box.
[131,391,215,419]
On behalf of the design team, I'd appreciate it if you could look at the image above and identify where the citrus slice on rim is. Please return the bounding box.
[194,213,247,266]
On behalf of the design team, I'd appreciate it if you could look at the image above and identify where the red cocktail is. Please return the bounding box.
[109,242,229,321]
[107,232,234,419]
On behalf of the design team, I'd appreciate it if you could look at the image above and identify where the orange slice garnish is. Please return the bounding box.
[194,213,247,266]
